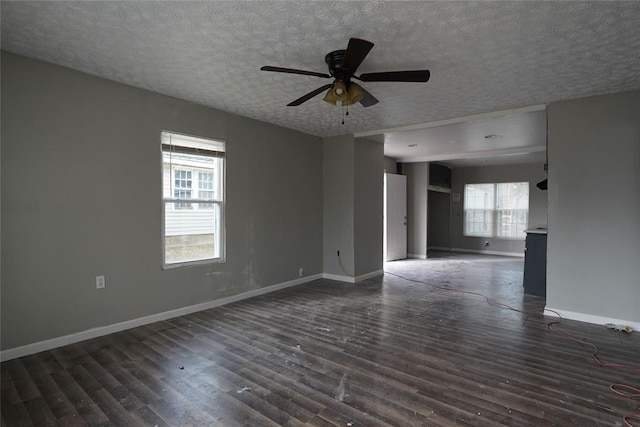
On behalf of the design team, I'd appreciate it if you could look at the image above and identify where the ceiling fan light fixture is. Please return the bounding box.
[323,81,348,105]
[346,82,365,105]
[323,81,365,107]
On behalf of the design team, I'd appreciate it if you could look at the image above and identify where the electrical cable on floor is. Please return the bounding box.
[337,252,355,279]
[611,384,640,426]
[384,269,640,426]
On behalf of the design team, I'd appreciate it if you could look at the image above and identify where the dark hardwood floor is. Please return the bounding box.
[2,252,639,426]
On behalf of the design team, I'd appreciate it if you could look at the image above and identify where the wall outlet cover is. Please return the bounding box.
[96,275,106,289]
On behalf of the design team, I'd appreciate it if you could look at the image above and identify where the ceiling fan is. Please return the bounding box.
[260,38,430,108]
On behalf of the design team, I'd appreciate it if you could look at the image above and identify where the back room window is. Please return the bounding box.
[161,131,225,267]
[463,182,529,239]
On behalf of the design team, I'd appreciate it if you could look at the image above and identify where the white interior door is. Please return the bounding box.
[384,173,407,262]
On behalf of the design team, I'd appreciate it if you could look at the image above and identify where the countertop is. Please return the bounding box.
[525,226,548,235]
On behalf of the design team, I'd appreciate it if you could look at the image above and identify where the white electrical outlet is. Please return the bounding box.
[96,275,105,289]
[298,268,304,277]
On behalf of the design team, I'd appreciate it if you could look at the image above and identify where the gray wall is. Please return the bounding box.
[323,136,384,278]
[322,135,355,276]
[547,91,640,322]
[403,162,429,258]
[354,138,384,276]
[384,156,397,174]
[1,52,323,350]
[450,163,547,254]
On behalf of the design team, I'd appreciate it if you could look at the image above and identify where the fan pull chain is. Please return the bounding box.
[341,106,350,125]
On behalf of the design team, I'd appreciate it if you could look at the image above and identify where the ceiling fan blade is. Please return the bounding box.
[261,66,330,78]
[341,38,374,74]
[287,84,334,106]
[358,86,379,107]
[358,70,431,82]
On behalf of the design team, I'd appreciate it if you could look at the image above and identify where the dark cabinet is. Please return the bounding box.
[523,231,547,297]
[429,163,451,188]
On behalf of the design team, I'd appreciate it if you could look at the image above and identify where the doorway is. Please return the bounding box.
[427,190,451,251]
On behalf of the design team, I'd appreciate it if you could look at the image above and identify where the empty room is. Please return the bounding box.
[1,2,639,426]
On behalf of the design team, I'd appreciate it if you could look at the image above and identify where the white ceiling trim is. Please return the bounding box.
[396,145,547,164]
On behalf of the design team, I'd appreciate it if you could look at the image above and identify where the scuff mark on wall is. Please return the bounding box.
[244,222,257,288]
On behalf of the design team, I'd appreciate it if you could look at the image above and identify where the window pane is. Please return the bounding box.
[497,209,529,238]
[464,184,495,237]
[464,209,494,237]
[497,182,529,210]
[173,187,192,208]
[496,183,529,239]
[164,202,221,264]
[464,184,494,210]
[198,171,215,207]
[199,172,213,190]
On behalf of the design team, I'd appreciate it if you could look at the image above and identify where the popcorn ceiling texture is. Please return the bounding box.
[2,1,640,137]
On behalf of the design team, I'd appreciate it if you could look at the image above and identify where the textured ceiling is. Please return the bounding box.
[2,1,640,140]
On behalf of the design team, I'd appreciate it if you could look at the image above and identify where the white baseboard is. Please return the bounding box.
[356,269,384,282]
[0,273,323,362]
[323,273,355,283]
[544,307,640,331]
[428,246,451,251]
[323,269,384,284]
[451,248,524,258]
[407,253,427,259]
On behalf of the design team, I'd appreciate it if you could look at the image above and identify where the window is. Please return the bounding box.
[174,169,192,208]
[463,182,528,239]
[495,182,529,238]
[198,171,214,208]
[162,131,225,267]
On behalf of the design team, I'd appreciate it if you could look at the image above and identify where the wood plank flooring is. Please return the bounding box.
[2,252,639,426]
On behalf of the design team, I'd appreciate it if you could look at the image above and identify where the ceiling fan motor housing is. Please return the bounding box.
[325,50,350,82]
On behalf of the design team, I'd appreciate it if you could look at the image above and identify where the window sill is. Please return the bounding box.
[463,235,525,241]
[162,257,225,269]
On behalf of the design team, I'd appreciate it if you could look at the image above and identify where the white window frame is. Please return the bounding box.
[463,182,529,240]
[161,131,226,268]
